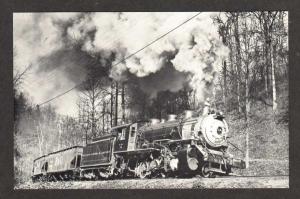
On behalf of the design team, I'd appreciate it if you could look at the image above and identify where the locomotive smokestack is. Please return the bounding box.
[167,114,177,121]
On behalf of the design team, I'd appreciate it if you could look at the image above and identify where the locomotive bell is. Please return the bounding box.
[167,114,177,121]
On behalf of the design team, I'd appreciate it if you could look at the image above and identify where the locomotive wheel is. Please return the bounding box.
[225,166,232,175]
[40,174,45,182]
[137,162,148,179]
[98,170,110,180]
[200,162,213,178]
[94,172,100,181]
[48,174,56,182]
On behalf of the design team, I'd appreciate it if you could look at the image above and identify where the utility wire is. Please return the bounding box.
[38,12,201,106]
[13,64,32,85]
[112,12,201,66]
[39,85,80,106]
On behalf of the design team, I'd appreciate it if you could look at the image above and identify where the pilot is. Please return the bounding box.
[202,98,211,116]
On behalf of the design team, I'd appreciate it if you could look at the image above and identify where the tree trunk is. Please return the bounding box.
[245,128,249,168]
[270,34,277,111]
[121,82,125,123]
[244,19,251,121]
[37,125,42,156]
[263,45,268,94]
[114,82,119,126]
[102,101,105,134]
[223,59,227,111]
[228,37,234,111]
[91,86,95,137]
[58,123,62,150]
[245,66,250,120]
[193,90,196,109]
[233,14,242,113]
[85,129,87,145]
[37,121,44,156]
[106,110,109,132]
[265,41,270,95]
[110,83,113,128]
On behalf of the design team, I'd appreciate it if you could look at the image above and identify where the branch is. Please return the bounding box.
[269,11,278,28]
[13,64,32,86]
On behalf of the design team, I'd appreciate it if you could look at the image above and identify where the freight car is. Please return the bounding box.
[32,110,246,181]
[32,146,83,181]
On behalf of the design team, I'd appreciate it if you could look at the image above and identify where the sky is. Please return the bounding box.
[13,12,227,117]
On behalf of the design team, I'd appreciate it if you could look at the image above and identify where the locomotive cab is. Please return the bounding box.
[112,122,144,152]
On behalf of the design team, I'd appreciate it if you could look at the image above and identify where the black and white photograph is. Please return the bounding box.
[13,11,289,189]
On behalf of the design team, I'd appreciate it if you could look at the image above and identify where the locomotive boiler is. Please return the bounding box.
[32,110,245,181]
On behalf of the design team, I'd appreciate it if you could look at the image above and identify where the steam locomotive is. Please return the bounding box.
[32,110,245,181]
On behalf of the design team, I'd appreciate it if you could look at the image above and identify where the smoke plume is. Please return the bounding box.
[14,12,228,114]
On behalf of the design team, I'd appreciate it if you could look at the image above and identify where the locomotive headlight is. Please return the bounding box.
[217,127,222,135]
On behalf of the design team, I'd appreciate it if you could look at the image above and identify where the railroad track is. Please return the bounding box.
[213,174,289,178]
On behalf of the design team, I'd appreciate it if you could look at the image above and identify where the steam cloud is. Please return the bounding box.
[14,12,228,112]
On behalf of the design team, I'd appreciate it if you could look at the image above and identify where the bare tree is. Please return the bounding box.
[232,13,243,113]
[114,82,119,126]
[121,82,126,123]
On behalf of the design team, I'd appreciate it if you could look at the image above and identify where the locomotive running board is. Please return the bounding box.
[80,163,112,168]
[114,148,160,154]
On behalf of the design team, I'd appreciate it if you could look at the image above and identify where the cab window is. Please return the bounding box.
[131,126,136,137]
[191,124,195,131]
[118,128,126,140]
